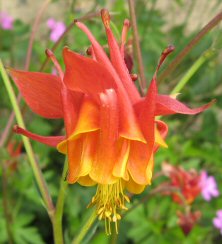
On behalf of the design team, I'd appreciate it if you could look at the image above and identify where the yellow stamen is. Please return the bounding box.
[88,180,129,235]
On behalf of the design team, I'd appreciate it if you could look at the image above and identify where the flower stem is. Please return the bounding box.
[0,60,55,219]
[110,229,118,244]
[128,0,146,95]
[170,49,215,95]
[72,210,97,244]
[2,164,14,244]
[0,0,51,147]
[158,10,222,82]
[25,0,51,70]
[52,159,68,244]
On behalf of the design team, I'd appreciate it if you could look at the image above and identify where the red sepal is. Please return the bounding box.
[9,69,63,118]
[14,125,64,147]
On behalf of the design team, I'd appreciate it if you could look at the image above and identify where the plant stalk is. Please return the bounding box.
[170,49,215,95]
[52,159,68,244]
[2,164,14,244]
[72,210,97,244]
[0,0,51,147]
[0,60,55,220]
[158,10,222,82]
[128,0,146,95]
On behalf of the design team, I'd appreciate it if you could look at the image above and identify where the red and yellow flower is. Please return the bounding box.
[162,163,202,204]
[9,9,213,233]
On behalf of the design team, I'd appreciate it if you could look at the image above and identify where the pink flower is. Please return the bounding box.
[200,171,219,201]
[47,18,66,42]
[213,210,222,234]
[0,12,14,30]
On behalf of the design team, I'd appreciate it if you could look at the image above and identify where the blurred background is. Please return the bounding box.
[0,0,222,243]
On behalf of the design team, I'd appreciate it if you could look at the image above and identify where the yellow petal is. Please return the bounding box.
[127,142,154,185]
[78,175,96,186]
[112,138,130,181]
[57,139,68,154]
[125,176,146,194]
[71,96,100,138]
[67,133,97,183]
[155,127,168,148]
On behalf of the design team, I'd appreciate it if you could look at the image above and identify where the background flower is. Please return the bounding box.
[213,210,222,235]
[177,210,201,236]
[200,171,219,201]
[47,18,66,42]
[0,12,14,30]
[162,163,201,204]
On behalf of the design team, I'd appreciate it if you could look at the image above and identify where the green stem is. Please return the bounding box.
[72,210,97,244]
[2,164,14,244]
[158,10,222,82]
[25,0,51,70]
[110,229,117,244]
[0,60,55,219]
[170,49,215,95]
[52,159,68,244]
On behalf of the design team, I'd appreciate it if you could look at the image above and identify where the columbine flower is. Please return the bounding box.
[9,9,214,234]
[177,210,201,236]
[47,18,66,42]
[213,210,222,234]
[0,12,13,30]
[162,163,201,204]
[200,171,219,201]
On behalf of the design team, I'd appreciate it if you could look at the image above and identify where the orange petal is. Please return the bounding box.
[57,97,99,153]
[61,87,83,136]
[101,9,140,103]
[72,96,99,137]
[67,133,97,183]
[90,89,118,184]
[75,21,145,142]
[112,138,130,181]
[57,139,67,154]
[76,20,140,104]
[128,142,154,185]
[66,137,83,183]
[119,95,146,143]
[9,69,63,118]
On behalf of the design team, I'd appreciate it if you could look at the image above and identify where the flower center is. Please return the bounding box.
[88,180,130,234]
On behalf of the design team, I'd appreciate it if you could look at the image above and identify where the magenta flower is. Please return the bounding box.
[47,18,66,42]
[213,210,222,234]
[0,12,13,30]
[200,171,219,201]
